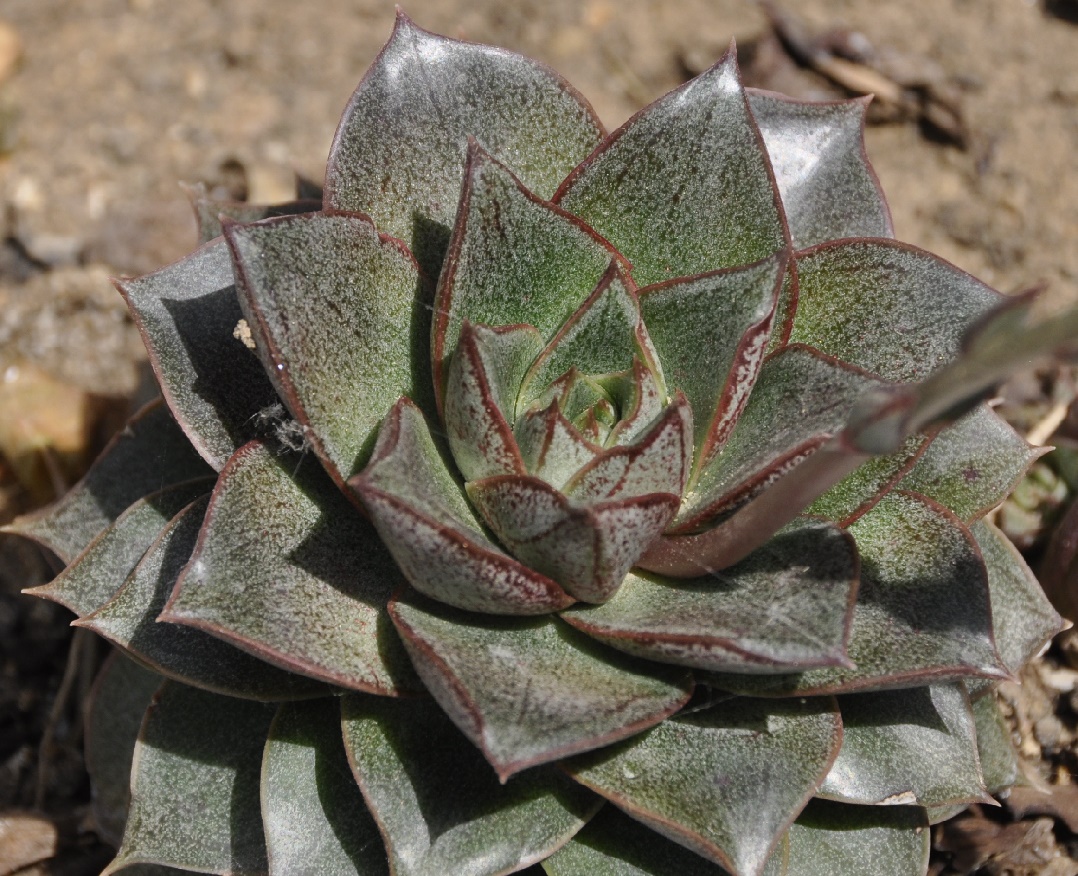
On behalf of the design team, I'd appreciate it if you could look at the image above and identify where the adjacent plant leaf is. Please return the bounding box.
[183,183,322,243]
[226,211,429,483]
[342,696,599,876]
[116,239,281,469]
[970,688,1019,796]
[324,11,605,278]
[388,592,693,781]
[746,91,892,249]
[77,498,327,701]
[819,684,989,807]
[554,48,787,286]
[262,699,388,876]
[104,683,274,875]
[564,695,842,876]
[162,441,421,695]
[3,401,211,564]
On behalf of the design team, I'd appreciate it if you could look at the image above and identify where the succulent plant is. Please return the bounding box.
[8,11,1078,876]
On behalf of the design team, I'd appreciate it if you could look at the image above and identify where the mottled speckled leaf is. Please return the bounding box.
[225,211,428,483]
[783,800,928,876]
[350,398,574,615]
[342,696,598,876]
[515,403,602,490]
[262,699,387,876]
[786,239,1000,383]
[747,91,892,249]
[707,491,1007,696]
[26,479,212,619]
[116,239,281,469]
[562,518,857,672]
[104,683,274,875]
[565,696,841,876]
[433,145,619,402]
[85,652,164,846]
[3,401,211,564]
[638,255,783,467]
[325,12,605,278]
[77,498,326,701]
[387,592,693,781]
[162,441,420,695]
[970,689,1019,795]
[819,684,988,807]
[554,48,787,286]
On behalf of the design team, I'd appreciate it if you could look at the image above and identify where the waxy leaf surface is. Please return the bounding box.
[187,189,322,244]
[971,689,1019,795]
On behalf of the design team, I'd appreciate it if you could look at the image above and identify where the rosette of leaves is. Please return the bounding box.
[8,12,1076,876]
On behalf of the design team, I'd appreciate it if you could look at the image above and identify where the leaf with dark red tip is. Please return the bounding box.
[515,402,602,490]
[555,48,788,286]
[387,592,693,782]
[342,696,598,876]
[350,398,574,614]
[161,441,420,696]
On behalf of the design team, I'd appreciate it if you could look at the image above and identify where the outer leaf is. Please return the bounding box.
[564,696,842,876]
[324,11,605,278]
[555,48,787,286]
[746,91,892,248]
[116,239,281,469]
[226,211,428,483]
[819,684,990,807]
[105,683,274,875]
[350,399,574,615]
[387,592,693,782]
[3,401,211,564]
[971,689,1019,796]
[77,498,327,701]
[262,699,387,876]
[162,441,420,696]
[562,518,858,672]
[342,696,599,876]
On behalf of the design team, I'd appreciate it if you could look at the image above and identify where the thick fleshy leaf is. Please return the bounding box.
[104,683,274,875]
[971,688,1019,796]
[433,145,620,402]
[555,48,787,286]
[515,402,602,489]
[819,684,989,807]
[225,211,428,483]
[85,652,164,846]
[161,441,420,695]
[564,696,842,876]
[116,239,281,469]
[706,491,1007,696]
[350,398,574,615]
[638,254,783,467]
[3,401,211,564]
[262,699,387,876]
[342,696,598,876]
[26,478,213,618]
[606,358,667,447]
[185,187,322,244]
[562,518,858,672]
[747,91,892,249]
[77,498,327,700]
[387,593,693,781]
[783,801,928,876]
[786,239,1000,383]
[325,11,605,278]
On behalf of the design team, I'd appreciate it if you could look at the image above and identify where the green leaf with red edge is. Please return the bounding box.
[225,211,430,484]
[554,48,788,286]
[3,401,211,564]
[160,441,421,696]
[564,695,842,876]
[638,254,784,468]
[183,183,322,244]
[387,591,693,782]
[103,683,274,876]
[324,11,605,278]
[746,91,892,249]
[562,518,858,672]
[116,239,281,469]
[77,498,327,701]
[819,684,989,808]
[342,696,599,876]
[262,699,388,876]
[515,402,602,490]
[705,491,1007,696]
